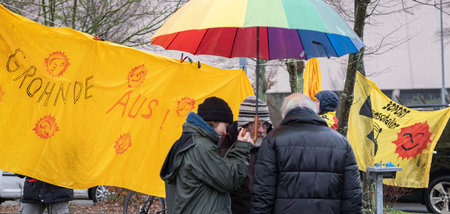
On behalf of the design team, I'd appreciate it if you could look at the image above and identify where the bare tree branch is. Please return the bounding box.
[2,0,187,48]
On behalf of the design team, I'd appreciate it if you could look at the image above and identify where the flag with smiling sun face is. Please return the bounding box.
[348,72,450,188]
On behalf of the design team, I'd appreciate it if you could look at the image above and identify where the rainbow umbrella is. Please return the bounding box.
[151,0,364,133]
[151,0,363,60]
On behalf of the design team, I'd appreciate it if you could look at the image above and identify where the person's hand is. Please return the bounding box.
[237,127,253,145]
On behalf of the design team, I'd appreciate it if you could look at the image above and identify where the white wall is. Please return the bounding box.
[319,4,450,91]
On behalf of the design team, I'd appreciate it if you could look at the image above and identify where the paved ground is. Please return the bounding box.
[0,200,123,213]
[1,200,432,213]
[0,200,19,206]
[0,200,94,206]
[392,203,430,213]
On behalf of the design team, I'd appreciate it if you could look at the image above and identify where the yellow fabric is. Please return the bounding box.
[348,72,450,188]
[320,111,338,130]
[0,4,254,197]
[303,58,322,101]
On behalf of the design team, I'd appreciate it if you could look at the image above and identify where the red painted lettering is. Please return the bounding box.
[141,99,158,119]
[128,94,147,119]
[106,90,132,117]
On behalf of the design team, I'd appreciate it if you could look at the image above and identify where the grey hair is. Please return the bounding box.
[280,93,318,118]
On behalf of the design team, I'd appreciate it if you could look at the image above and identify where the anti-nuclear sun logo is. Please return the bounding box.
[33,115,59,139]
[176,97,195,117]
[391,122,432,160]
[114,133,132,154]
[44,51,70,77]
[127,65,147,88]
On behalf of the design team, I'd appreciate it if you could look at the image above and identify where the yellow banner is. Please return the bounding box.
[0,4,254,197]
[303,58,322,101]
[348,72,450,188]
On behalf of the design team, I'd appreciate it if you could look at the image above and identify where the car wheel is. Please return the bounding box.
[88,185,109,203]
[425,176,450,213]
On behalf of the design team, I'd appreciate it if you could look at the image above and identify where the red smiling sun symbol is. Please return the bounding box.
[33,115,59,139]
[44,51,70,77]
[176,97,195,117]
[114,133,132,154]
[392,122,432,160]
[127,65,147,88]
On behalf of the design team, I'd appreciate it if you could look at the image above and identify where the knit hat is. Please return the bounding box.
[315,90,339,114]
[237,96,272,127]
[197,97,233,123]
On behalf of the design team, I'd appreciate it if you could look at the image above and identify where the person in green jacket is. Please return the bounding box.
[160,96,253,214]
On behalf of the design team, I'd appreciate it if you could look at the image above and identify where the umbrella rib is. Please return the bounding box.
[193,29,209,55]
[166,32,179,51]
[265,27,269,60]
[229,28,239,58]
[325,33,338,57]
[296,29,307,59]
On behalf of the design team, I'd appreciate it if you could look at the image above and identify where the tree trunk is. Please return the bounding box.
[337,0,371,212]
[285,59,305,93]
[257,59,268,102]
[49,0,55,27]
[337,0,369,136]
[72,0,77,29]
[41,0,48,26]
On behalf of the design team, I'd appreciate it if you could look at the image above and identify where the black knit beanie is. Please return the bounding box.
[197,97,233,123]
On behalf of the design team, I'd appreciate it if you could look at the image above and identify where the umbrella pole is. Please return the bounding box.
[254,27,260,142]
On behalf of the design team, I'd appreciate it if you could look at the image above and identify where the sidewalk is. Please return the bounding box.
[0,200,122,214]
[393,202,431,213]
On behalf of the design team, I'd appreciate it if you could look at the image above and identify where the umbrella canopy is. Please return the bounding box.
[151,0,364,60]
[151,0,365,140]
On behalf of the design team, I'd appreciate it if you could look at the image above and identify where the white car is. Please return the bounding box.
[0,170,109,204]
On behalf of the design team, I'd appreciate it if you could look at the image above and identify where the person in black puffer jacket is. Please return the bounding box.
[252,93,362,214]
[20,177,74,214]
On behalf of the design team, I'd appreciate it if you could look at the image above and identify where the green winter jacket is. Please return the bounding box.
[160,113,251,214]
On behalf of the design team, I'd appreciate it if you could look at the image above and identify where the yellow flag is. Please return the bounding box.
[348,72,450,188]
[303,58,322,101]
[320,111,338,130]
[0,4,254,197]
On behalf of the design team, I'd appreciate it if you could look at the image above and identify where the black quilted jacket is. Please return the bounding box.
[252,108,362,214]
[22,177,74,203]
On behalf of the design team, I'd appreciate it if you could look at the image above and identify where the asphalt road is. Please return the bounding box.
[0,200,93,206]
[392,202,431,213]
[0,200,432,213]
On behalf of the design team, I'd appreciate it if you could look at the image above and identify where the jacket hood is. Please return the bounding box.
[160,113,220,181]
[281,107,328,127]
[186,112,218,137]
